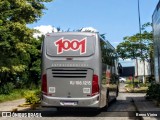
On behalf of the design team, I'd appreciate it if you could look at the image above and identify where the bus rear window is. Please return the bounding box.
[45,35,95,57]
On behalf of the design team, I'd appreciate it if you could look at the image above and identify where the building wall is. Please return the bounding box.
[134,60,151,76]
[153,0,160,83]
[119,59,151,77]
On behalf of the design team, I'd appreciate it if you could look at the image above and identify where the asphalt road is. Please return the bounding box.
[0,83,145,120]
[0,93,143,120]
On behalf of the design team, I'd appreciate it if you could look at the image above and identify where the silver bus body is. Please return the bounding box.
[41,32,119,109]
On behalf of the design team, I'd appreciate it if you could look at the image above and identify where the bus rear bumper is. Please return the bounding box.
[41,94,100,108]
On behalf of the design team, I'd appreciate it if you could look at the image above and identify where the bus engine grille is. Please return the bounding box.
[52,69,87,78]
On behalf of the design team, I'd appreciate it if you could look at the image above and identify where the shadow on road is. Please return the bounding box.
[20,98,133,117]
[14,94,155,119]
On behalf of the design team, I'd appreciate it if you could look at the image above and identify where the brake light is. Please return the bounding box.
[42,74,47,94]
[92,74,99,96]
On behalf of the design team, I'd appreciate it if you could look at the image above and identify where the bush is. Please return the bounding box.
[146,75,155,83]
[15,79,25,89]
[126,79,139,84]
[0,82,15,94]
[146,83,160,102]
[125,84,133,88]
[139,83,150,87]
[24,90,41,104]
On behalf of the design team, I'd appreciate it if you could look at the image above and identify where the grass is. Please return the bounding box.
[125,79,139,84]
[0,89,39,103]
[125,86,148,93]
[125,83,148,93]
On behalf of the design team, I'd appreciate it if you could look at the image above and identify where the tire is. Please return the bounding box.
[102,90,109,111]
[106,89,110,106]
[116,87,119,97]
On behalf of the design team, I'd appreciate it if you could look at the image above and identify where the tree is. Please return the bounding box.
[117,22,153,82]
[117,22,153,59]
[0,0,54,88]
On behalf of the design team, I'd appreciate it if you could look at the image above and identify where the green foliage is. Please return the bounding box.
[117,22,153,61]
[139,83,150,87]
[146,75,155,83]
[0,89,24,103]
[126,79,150,87]
[126,79,139,84]
[125,82,148,93]
[24,90,41,104]
[125,83,134,88]
[0,0,54,89]
[0,89,40,103]
[0,82,15,94]
[110,73,119,83]
[146,83,160,102]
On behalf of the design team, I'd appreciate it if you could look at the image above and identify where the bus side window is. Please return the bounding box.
[100,39,107,64]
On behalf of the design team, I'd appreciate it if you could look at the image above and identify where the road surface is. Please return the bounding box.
[0,83,145,120]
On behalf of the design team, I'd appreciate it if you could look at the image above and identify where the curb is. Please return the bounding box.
[132,98,143,120]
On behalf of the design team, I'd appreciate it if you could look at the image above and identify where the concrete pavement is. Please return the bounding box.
[133,96,160,120]
[0,99,29,111]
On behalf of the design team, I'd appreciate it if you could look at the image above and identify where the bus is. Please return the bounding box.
[153,0,160,83]
[41,32,119,109]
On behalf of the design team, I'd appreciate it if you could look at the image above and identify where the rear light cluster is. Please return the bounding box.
[92,74,99,96]
[42,74,47,94]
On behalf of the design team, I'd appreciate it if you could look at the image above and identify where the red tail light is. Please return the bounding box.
[42,74,47,94]
[92,74,99,96]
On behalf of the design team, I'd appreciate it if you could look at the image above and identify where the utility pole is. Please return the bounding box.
[138,0,141,35]
[138,0,145,83]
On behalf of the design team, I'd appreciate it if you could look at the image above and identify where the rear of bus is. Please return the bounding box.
[41,32,102,108]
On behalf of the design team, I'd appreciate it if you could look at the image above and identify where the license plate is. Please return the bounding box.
[60,101,78,106]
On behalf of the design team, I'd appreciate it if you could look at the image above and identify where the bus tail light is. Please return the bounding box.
[92,74,99,96]
[42,74,47,94]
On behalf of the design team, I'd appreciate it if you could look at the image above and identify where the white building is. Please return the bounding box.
[119,59,151,83]
[134,59,151,77]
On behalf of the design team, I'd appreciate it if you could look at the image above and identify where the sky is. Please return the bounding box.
[28,0,159,47]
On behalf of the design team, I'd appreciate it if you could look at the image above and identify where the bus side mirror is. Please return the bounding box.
[117,63,123,75]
